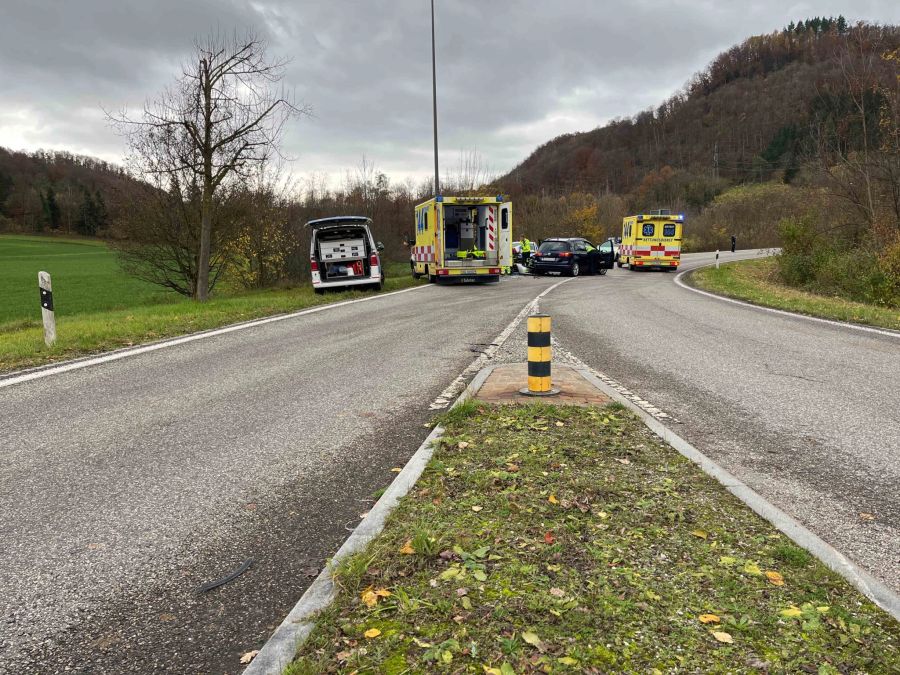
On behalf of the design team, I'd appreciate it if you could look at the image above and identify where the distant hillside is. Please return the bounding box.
[0,148,146,235]
[499,19,900,202]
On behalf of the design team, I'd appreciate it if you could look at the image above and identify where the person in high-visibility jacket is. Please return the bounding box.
[521,237,532,266]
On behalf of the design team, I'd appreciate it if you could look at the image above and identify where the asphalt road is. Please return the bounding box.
[0,276,560,674]
[2,252,897,674]
[543,250,900,595]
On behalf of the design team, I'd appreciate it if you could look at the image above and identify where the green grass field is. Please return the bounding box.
[0,234,423,372]
[0,235,175,326]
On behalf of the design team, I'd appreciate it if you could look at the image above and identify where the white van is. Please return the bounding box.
[308,216,385,293]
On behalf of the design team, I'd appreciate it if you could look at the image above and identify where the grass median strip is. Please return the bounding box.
[287,402,899,674]
[690,258,900,331]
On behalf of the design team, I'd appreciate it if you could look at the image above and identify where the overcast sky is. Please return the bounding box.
[1,1,898,189]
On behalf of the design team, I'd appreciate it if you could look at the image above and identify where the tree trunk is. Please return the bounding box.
[196,183,212,301]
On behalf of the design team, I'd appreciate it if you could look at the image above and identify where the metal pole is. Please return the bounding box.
[431,0,440,197]
[38,271,56,346]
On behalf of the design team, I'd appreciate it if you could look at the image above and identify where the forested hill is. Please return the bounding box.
[499,18,900,201]
[0,147,145,235]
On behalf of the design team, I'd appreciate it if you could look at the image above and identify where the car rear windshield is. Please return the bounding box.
[538,241,571,253]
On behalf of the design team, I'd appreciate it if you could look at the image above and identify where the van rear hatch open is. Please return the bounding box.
[307,216,381,288]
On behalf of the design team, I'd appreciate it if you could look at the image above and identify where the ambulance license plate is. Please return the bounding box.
[542,257,557,262]
[461,277,476,283]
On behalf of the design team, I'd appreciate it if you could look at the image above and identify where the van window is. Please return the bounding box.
[663,224,676,237]
[501,208,509,230]
[642,223,655,237]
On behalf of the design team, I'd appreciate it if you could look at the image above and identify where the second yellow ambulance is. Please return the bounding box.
[618,211,684,270]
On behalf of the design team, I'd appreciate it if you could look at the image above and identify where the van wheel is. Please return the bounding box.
[616,258,623,268]
[569,262,580,277]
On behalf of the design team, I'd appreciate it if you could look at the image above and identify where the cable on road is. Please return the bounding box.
[196,558,254,593]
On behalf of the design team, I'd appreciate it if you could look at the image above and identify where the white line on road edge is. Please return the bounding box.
[577,367,900,623]
[551,341,678,423]
[674,264,900,339]
[242,365,497,675]
[428,277,573,409]
[0,284,432,389]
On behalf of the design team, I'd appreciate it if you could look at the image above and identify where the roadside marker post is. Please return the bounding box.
[38,271,56,347]
[520,313,559,397]
[715,250,720,269]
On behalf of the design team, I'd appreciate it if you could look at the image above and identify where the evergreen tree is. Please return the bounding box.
[837,15,848,34]
[42,186,61,230]
[94,189,108,230]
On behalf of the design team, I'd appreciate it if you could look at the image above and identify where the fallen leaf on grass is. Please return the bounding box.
[364,628,382,638]
[765,570,784,586]
[239,650,259,664]
[816,606,830,613]
[458,441,470,449]
[361,587,391,607]
[557,656,578,666]
[615,457,631,465]
[780,606,803,618]
[399,540,415,555]
[521,631,545,651]
[336,650,352,661]
[743,561,762,576]
[544,531,555,544]
[548,495,559,504]
[471,505,483,512]
[690,530,708,539]
[555,421,565,427]
[718,556,737,566]
[711,631,733,644]
[549,587,566,598]
[699,614,720,624]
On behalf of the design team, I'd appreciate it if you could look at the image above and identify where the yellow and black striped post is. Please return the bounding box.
[520,313,559,397]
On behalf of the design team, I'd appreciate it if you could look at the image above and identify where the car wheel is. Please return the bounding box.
[570,262,580,277]
[599,268,607,275]
[616,258,623,268]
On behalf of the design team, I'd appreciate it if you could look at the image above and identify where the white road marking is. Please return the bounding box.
[0,284,433,389]
[428,278,573,409]
[674,262,900,340]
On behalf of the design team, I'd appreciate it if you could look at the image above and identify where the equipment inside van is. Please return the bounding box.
[308,216,384,293]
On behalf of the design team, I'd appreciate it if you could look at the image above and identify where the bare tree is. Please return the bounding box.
[111,29,309,300]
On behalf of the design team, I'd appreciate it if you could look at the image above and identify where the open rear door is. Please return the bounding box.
[499,202,512,269]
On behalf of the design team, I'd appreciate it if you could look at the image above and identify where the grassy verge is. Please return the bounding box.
[691,258,900,331]
[0,261,422,373]
[287,403,899,674]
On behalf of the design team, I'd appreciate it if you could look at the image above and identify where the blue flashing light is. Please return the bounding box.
[496,194,503,202]
[436,195,444,202]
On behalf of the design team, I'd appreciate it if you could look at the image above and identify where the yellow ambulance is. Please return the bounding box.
[618,211,684,271]
[411,196,512,283]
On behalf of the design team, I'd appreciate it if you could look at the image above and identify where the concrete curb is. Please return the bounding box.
[243,365,496,674]
[674,260,900,340]
[576,367,900,623]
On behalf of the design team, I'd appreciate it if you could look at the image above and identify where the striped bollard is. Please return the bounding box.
[520,313,559,397]
[39,271,57,347]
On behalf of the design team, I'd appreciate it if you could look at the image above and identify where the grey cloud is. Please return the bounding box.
[1,0,899,184]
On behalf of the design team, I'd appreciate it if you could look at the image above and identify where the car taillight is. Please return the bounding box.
[310,257,318,272]
[533,251,542,257]
[559,251,572,258]
[438,269,449,275]
[489,268,500,274]
[370,252,379,267]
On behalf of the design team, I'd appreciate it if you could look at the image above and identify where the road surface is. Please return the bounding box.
[1,251,897,673]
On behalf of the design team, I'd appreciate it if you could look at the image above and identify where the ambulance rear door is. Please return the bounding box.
[499,202,512,269]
